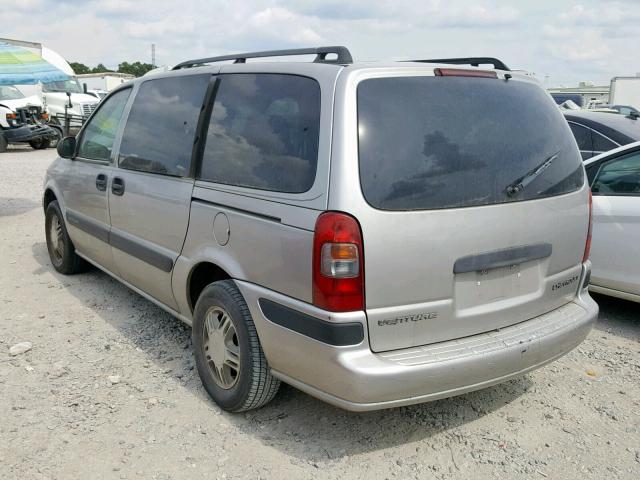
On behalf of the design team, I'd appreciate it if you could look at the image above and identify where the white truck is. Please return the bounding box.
[0,85,56,152]
[609,76,640,112]
[1,38,100,138]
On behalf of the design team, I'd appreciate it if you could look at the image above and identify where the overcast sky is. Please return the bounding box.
[2,0,638,86]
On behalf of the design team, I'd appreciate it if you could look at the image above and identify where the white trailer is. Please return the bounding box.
[77,72,135,92]
[610,76,640,110]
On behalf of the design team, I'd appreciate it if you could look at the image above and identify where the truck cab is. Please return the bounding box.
[15,45,100,137]
[0,85,55,151]
[40,77,100,123]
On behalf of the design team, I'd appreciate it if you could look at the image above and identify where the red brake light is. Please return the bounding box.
[313,212,364,312]
[434,68,498,78]
[582,189,593,263]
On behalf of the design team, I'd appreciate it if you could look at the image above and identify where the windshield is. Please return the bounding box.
[42,78,83,93]
[357,76,584,210]
[0,85,25,100]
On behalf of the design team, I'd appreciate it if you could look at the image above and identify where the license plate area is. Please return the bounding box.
[476,264,522,301]
[454,261,540,310]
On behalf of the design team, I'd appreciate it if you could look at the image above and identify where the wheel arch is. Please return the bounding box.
[42,177,66,214]
[43,188,58,211]
[187,261,232,313]
[42,188,58,210]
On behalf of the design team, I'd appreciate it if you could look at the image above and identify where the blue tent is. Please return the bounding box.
[0,41,70,85]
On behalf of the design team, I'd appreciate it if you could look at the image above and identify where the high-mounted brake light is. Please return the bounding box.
[434,68,498,78]
[582,189,593,263]
[313,212,364,312]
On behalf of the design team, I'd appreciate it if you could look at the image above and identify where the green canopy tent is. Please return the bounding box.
[0,41,69,85]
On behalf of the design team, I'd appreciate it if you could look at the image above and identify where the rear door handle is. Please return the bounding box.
[111,177,125,196]
[96,174,108,191]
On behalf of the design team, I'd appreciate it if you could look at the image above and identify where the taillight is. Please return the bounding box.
[582,189,593,263]
[313,212,364,312]
[434,68,498,78]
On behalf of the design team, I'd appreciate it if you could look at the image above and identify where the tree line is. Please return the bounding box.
[69,61,155,77]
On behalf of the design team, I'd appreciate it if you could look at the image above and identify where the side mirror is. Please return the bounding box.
[57,136,77,159]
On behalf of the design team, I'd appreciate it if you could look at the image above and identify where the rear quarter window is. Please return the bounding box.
[357,76,584,210]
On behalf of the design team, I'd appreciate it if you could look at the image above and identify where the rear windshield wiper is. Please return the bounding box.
[505,151,559,197]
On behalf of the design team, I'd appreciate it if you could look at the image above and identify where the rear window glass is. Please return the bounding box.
[592,131,617,152]
[569,122,592,151]
[358,76,584,210]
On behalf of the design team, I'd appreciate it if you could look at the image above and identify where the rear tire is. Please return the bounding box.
[45,200,87,274]
[193,280,280,412]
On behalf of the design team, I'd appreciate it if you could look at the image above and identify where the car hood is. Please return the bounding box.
[0,95,44,111]
[45,92,99,104]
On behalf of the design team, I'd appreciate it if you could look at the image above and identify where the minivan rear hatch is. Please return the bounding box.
[356,71,587,352]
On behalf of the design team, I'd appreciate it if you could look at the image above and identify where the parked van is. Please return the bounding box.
[43,47,598,412]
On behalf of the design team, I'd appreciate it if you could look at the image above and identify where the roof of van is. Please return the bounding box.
[166,45,511,72]
[127,48,528,89]
[139,60,522,82]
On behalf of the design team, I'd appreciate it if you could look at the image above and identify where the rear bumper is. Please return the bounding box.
[237,275,598,412]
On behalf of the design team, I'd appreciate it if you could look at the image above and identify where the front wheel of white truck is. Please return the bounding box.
[193,280,280,412]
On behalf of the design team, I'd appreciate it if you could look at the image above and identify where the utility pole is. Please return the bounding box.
[151,43,156,68]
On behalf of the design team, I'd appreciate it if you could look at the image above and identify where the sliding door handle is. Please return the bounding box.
[111,177,125,196]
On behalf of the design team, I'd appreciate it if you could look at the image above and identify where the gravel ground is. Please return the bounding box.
[1,146,639,480]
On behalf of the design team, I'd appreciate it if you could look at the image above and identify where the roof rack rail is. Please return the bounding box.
[172,46,353,70]
[412,57,510,71]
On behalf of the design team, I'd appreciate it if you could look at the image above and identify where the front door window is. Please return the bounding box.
[77,89,131,162]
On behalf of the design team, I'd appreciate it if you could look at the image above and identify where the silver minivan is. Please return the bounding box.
[43,47,598,412]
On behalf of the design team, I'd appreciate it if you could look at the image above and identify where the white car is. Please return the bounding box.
[584,141,640,302]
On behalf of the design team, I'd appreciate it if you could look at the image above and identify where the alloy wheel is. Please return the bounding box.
[49,214,64,262]
[202,306,240,389]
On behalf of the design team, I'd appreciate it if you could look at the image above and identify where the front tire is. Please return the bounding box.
[30,138,48,149]
[45,200,87,274]
[193,280,280,412]
[47,127,63,148]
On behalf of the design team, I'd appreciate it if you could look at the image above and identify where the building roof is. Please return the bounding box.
[548,85,609,94]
